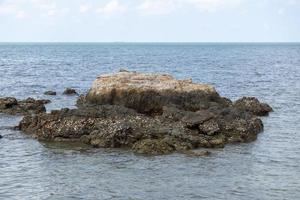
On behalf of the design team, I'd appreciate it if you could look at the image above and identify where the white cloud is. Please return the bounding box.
[0,3,17,15]
[288,0,297,5]
[137,0,176,15]
[97,0,127,15]
[41,8,70,17]
[79,4,90,13]
[46,9,56,16]
[0,0,28,18]
[185,0,242,12]
[61,7,70,14]
[136,0,243,15]
[278,8,285,15]
[263,22,271,31]
[16,10,26,18]
[31,0,56,10]
[30,0,59,17]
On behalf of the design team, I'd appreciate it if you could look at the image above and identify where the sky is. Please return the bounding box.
[0,0,299,42]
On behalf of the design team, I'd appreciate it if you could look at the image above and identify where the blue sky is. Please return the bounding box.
[0,0,299,42]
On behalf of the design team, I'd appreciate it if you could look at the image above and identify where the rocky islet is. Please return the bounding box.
[1,71,273,155]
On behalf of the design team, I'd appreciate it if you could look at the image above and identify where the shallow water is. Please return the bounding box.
[0,43,300,200]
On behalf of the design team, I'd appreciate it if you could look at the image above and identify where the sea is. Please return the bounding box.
[0,43,299,200]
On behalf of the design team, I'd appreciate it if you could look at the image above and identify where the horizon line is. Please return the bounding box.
[0,41,300,44]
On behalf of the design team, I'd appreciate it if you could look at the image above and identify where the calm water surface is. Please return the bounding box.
[0,43,300,200]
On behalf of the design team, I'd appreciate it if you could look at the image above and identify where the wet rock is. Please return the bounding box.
[220,117,263,143]
[132,139,175,155]
[0,97,18,109]
[184,149,211,157]
[198,119,220,136]
[181,110,215,128]
[63,88,77,95]
[234,97,273,116]
[162,136,194,151]
[44,91,57,95]
[208,136,226,148]
[27,98,51,105]
[0,135,2,139]
[16,71,273,156]
[162,106,187,121]
[0,97,49,115]
[89,123,139,148]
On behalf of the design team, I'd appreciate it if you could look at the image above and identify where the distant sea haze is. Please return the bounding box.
[0,43,300,200]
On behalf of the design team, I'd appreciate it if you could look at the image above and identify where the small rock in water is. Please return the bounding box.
[0,97,18,109]
[234,97,273,116]
[0,135,3,139]
[0,97,49,115]
[63,88,77,95]
[44,91,57,95]
[119,68,130,72]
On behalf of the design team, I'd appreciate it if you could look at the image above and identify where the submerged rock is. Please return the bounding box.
[44,91,57,95]
[17,71,273,155]
[132,139,175,155]
[184,149,211,157]
[63,88,77,95]
[0,97,50,115]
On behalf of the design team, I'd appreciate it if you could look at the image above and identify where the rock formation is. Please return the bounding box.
[81,72,230,114]
[0,97,50,115]
[17,71,273,155]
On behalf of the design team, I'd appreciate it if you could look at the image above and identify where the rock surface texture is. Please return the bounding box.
[17,71,273,155]
[0,97,50,115]
[82,72,230,114]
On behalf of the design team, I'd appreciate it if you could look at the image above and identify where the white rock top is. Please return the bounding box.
[89,71,216,95]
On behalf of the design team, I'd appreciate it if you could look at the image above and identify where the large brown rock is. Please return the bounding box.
[81,71,230,114]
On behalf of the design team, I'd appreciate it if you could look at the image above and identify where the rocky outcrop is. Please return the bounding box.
[0,97,50,115]
[81,71,230,114]
[17,71,273,155]
[63,88,77,95]
[233,97,273,116]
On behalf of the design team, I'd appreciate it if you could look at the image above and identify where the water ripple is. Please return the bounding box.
[0,43,300,200]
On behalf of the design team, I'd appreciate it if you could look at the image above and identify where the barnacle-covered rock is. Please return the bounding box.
[17,71,273,155]
[234,97,273,116]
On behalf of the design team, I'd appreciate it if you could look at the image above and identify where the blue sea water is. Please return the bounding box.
[0,43,300,200]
